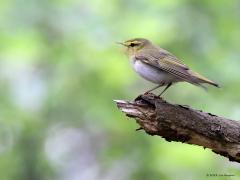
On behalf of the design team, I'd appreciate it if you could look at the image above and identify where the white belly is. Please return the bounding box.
[131,59,178,84]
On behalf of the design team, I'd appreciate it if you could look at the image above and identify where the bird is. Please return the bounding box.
[118,38,219,96]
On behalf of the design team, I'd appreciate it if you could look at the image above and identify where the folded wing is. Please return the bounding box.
[136,48,219,87]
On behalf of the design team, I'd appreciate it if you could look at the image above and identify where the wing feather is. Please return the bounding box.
[135,49,202,86]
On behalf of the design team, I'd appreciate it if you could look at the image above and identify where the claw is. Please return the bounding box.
[134,94,143,101]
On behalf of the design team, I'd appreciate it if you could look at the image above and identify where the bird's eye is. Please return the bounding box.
[129,43,135,47]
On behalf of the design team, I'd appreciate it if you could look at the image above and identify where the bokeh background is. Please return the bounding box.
[1,0,240,179]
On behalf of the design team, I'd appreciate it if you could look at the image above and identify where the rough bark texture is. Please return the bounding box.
[115,93,240,163]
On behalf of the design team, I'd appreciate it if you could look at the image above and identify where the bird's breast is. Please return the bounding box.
[130,57,178,84]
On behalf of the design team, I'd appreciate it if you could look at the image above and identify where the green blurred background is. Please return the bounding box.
[0,0,240,179]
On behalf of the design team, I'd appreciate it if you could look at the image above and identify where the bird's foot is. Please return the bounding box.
[134,91,152,101]
[144,91,151,95]
[134,94,143,101]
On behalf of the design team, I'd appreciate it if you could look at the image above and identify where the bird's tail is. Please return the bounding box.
[190,71,220,88]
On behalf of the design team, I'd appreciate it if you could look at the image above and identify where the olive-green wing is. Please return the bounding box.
[136,49,218,87]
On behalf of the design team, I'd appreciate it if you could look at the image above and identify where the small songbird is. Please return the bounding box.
[118,38,219,96]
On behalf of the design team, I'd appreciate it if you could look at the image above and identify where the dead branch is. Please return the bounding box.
[115,93,240,163]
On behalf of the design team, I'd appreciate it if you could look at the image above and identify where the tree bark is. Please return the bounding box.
[114,93,240,163]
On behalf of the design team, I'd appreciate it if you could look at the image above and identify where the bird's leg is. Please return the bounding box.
[144,83,164,94]
[158,83,172,96]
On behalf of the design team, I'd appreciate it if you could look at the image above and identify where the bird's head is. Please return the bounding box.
[117,38,152,56]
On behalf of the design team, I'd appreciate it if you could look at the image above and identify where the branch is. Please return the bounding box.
[114,93,240,163]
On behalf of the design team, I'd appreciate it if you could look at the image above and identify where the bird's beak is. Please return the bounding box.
[116,42,127,46]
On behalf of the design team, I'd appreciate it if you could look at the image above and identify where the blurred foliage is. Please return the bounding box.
[0,0,240,179]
